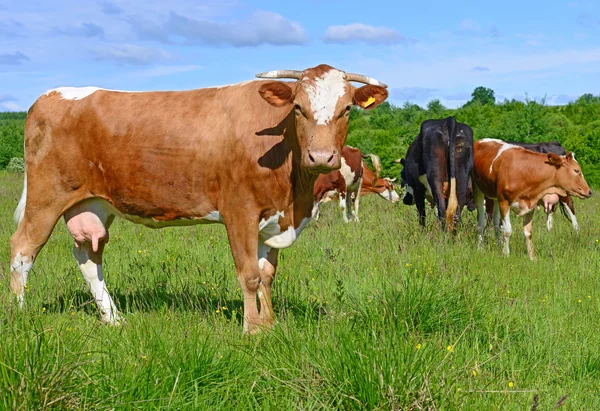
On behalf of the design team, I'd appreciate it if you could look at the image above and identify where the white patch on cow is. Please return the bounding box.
[11,252,33,305]
[339,157,355,187]
[482,139,521,175]
[72,245,121,324]
[259,211,311,248]
[379,189,400,203]
[510,201,531,216]
[45,86,104,100]
[14,171,27,226]
[418,174,433,202]
[501,211,512,256]
[403,184,414,201]
[257,242,271,270]
[562,201,580,231]
[304,69,346,125]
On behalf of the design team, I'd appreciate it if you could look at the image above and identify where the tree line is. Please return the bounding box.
[1,89,599,185]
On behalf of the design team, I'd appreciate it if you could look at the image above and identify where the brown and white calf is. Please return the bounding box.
[483,140,579,232]
[312,146,381,222]
[9,64,388,333]
[473,139,592,260]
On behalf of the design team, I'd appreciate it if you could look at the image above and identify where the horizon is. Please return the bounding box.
[2,1,600,111]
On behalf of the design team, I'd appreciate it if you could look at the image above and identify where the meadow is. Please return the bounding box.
[0,170,599,410]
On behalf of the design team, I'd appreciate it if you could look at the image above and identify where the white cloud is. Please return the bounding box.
[0,51,30,65]
[93,44,172,65]
[323,23,415,45]
[129,10,308,47]
[1,101,25,111]
[54,22,104,37]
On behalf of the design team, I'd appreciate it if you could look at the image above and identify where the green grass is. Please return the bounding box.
[1,170,599,410]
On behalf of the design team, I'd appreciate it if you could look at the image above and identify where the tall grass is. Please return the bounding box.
[0,171,599,409]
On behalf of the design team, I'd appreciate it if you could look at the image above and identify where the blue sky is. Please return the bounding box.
[2,0,600,111]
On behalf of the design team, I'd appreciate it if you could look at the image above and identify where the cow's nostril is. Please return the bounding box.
[308,153,315,163]
[327,154,334,163]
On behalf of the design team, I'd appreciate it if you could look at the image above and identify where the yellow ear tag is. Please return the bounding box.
[363,96,376,108]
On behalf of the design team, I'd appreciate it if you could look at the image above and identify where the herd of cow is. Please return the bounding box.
[8,64,592,333]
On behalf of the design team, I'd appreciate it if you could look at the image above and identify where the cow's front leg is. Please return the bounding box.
[225,221,262,334]
[257,242,279,327]
[523,211,535,260]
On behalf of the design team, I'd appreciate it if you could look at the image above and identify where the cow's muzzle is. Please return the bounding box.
[306,149,340,173]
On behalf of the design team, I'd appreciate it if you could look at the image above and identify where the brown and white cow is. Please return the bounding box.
[360,163,399,203]
[473,138,592,260]
[312,146,381,222]
[9,64,388,333]
[483,140,579,232]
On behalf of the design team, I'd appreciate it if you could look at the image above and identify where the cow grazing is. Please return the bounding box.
[312,146,382,222]
[360,162,399,203]
[9,64,388,333]
[472,139,592,260]
[483,141,579,232]
[399,117,474,230]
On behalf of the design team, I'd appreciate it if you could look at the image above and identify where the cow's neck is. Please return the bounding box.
[520,164,567,204]
[277,117,319,226]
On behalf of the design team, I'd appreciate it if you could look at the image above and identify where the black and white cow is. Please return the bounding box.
[399,116,474,230]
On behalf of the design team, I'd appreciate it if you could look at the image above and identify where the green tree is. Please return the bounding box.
[467,86,496,106]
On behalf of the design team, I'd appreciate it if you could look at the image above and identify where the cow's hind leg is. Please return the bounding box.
[65,199,120,324]
[415,193,427,227]
[492,200,501,247]
[498,201,512,256]
[473,185,486,248]
[10,212,60,306]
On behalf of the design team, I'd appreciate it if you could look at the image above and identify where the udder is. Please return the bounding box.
[540,194,559,213]
[64,208,109,252]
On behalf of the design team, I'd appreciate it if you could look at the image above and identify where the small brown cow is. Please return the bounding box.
[312,146,381,222]
[473,139,592,260]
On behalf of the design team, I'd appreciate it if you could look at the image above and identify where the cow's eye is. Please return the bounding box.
[574,169,580,174]
[345,105,352,114]
[294,104,303,116]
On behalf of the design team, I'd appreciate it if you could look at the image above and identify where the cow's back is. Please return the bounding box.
[25,84,293,219]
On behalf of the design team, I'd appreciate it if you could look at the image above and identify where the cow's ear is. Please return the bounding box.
[353,85,388,110]
[547,153,565,168]
[259,81,294,107]
[566,151,576,161]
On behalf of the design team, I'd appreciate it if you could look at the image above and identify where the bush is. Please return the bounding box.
[6,157,25,173]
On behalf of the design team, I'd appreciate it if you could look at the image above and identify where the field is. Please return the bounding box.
[0,170,599,410]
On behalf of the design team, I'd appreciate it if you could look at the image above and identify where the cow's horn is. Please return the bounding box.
[255,70,303,80]
[345,73,388,88]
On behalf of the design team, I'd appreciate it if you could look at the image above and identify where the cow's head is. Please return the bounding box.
[379,178,400,203]
[547,152,592,198]
[256,64,388,173]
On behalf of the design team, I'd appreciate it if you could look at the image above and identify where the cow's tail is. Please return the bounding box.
[14,171,27,226]
[362,153,381,185]
[445,116,458,229]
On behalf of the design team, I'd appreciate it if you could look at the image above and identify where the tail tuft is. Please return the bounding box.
[445,117,458,230]
[14,172,27,226]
